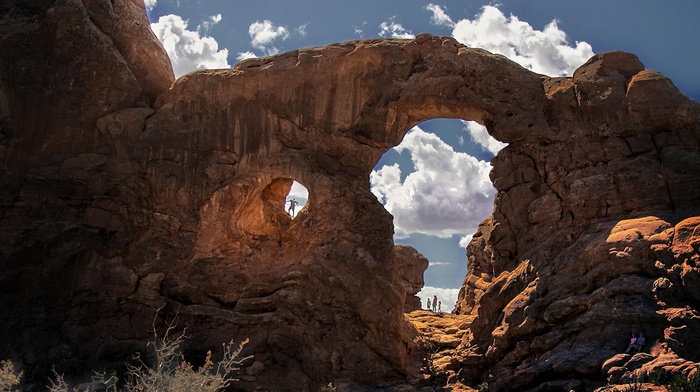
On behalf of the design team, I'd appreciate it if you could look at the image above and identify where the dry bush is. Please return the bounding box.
[48,311,249,392]
[48,370,106,392]
[122,322,249,392]
[0,360,22,391]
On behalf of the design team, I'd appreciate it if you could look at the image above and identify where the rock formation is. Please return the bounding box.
[1,1,699,391]
[454,52,700,391]
[397,245,429,312]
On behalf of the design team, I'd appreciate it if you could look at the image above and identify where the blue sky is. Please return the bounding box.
[144,0,700,309]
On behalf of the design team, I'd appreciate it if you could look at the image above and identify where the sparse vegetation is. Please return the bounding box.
[320,382,338,392]
[612,366,700,392]
[476,381,490,392]
[420,340,440,379]
[0,360,22,392]
[118,319,248,392]
[619,370,646,392]
[667,367,700,392]
[48,369,113,392]
[4,310,249,392]
[648,368,671,385]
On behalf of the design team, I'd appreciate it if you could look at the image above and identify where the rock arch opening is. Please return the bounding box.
[371,118,506,311]
[195,176,312,255]
[285,180,308,218]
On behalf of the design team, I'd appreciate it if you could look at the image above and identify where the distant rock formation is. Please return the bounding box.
[1,1,699,391]
[396,245,429,312]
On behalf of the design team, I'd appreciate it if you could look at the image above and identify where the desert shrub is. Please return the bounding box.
[122,326,248,392]
[48,313,249,392]
[619,369,647,392]
[648,368,671,385]
[0,360,22,392]
[320,383,337,392]
[668,367,700,392]
[48,370,112,392]
[420,340,439,377]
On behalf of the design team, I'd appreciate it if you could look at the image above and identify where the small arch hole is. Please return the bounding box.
[285,180,308,218]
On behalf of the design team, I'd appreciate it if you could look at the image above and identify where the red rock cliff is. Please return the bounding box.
[1,2,699,391]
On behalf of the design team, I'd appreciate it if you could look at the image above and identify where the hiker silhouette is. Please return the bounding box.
[287,198,299,215]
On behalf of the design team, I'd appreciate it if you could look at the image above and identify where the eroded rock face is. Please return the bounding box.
[396,245,430,311]
[1,2,699,391]
[456,53,700,390]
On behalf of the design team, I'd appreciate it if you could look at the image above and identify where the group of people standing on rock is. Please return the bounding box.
[426,296,441,312]
[424,295,464,315]
[625,332,646,353]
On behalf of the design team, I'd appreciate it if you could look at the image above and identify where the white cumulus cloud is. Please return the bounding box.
[462,120,507,155]
[249,20,290,56]
[425,3,454,28]
[236,51,257,61]
[458,234,473,248]
[144,0,157,11]
[150,14,230,77]
[450,5,594,76]
[353,22,367,38]
[379,17,415,39]
[370,127,496,239]
[199,14,222,34]
[289,180,308,201]
[297,23,309,37]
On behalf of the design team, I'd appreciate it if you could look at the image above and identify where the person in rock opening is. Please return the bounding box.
[426,298,431,311]
[452,302,461,315]
[438,301,442,312]
[432,295,438,312]
[287,198,299,216]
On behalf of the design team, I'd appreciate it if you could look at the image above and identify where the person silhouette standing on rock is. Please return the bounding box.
[287,198,298,216]
[432,295,437,312]
[438,301,441,312]
[426,298,431,311]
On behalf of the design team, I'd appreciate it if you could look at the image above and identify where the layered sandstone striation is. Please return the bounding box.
[1,1,700,391]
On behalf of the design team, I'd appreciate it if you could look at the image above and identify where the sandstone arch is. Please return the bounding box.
[1,2,700,391]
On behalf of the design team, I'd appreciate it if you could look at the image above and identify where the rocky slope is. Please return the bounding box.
[1,1,699,391]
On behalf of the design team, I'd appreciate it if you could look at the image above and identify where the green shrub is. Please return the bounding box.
[648,368,671,385]
[668,367,700,392]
